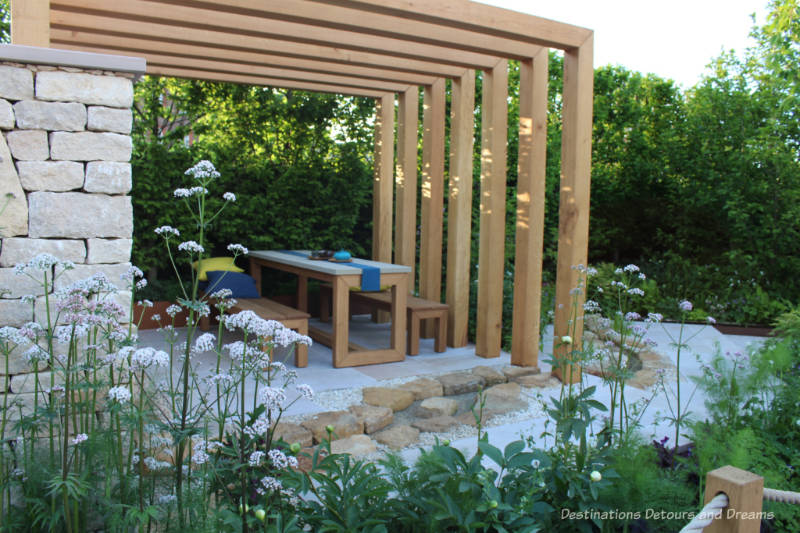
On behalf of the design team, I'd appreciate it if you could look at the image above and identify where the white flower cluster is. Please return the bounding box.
[177,241,204,254]
[244,415,271,437]
[108,386,132,404]
[185,160,221,181]
[144,457,172,471]
[173,186,207,198]
[0,326,23,345]
[627,287,645,297]
[121,266,144,283]
[268,449,298,470]
[129,347,170,371]
[223,340,262,361]
[70,433,88,445]
[205,373,234,386]
[14,253,73,274]
[227,243,248,255]
[223,192,236,202]
[258,476,283,494]
[295,383,314,401]
[166,304,182,317]
[193,332,216,353]
[154,225,180,237]
[258,386,287,412]
[249,450,265,466]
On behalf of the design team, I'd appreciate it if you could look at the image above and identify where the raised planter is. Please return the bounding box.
[133,301,189,330]
[713,323,774,337]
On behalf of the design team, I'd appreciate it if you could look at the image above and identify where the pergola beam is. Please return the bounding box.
[394,87,419,292]
[57,44,412,93]
[373,94,395,265]
[162,0,544,60]
[419,77,447,336]
[446,70,475,348]
[322,0,592,50]
[50,30,439,86]
[552,36,594,383]
[476,60,508,358]
[11,0,50,47]
[50,11,468,78]
[147,65,389,98]
[511,51,549,367]
[51,0,502,69]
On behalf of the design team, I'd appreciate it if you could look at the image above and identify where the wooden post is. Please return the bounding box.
[372,93,394,265]
[476,60,508,358]
[419,77,446,336]
[705,466,764,533]
[511,50,548,367]
[552,36,593,383]
[11,0,50,47]
[394,87,419,292]
[445,70,475,348]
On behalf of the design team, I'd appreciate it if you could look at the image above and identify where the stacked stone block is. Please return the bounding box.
[0,59,137,411]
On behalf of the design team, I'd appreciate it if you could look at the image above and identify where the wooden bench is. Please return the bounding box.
[200,297,310,368]
[319,286,448,356]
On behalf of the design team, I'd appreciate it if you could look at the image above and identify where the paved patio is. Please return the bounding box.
[137,315,766,461]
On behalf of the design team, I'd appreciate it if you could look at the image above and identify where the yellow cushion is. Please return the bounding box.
[192,257,243,281]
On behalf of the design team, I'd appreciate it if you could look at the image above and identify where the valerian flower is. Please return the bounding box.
[185,160,220,180]
[679,300,693,312]
[177,241,204,254]
[227,243,248,255]
[223,192,236,202]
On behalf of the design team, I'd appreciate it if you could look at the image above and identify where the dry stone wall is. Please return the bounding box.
[0,61,136,327]
[0,48,142,421]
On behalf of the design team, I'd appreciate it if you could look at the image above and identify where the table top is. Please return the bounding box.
[249,250,412,276]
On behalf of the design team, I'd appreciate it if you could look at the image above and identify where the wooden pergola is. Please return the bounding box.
[12,0,593,380]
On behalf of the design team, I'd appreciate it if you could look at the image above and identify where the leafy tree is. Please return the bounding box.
[0,0,9,43]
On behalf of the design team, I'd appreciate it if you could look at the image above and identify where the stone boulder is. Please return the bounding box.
[436,372,485,396]
[412,415,460,433]
[397,377,443,400]
[417,397,458,418]
[373,425,420,450]
[479,382,527,413]
[471,365,507,386]
[272,422,313,448]
[28,192,132,238]
[301,411,363,444]
[348,404,393,434]
[514,372,559,388]
[502,365,541,380]
[330,435,377,457]
[362,387,414,412]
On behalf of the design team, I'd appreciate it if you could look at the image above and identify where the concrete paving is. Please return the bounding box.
[137,315,766,460]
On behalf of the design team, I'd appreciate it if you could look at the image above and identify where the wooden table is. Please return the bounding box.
[248,251,410,368]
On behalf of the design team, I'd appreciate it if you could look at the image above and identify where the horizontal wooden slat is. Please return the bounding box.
[51,12,467,78]
[50,29,437,85]
[233,298,310,321]
[51,0,501,69]
[160,0,542,59]
[321,0,592,50]
[146,65,389,98]
[57,43,411,92]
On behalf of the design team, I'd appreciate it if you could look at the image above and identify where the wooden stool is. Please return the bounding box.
[319,285,448,356]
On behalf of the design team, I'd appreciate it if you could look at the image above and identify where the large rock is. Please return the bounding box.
[0,66,34,101]
[397,377,443,400]
[436,372,485,396]
[301,411,363,444]
[84,161,132,193]
[0,267,46,298]
[362,386,414,412]
[0,135,28,236]
[53,263,132,290]
[0,99,14,129]
[417,397,458,418]
[6,129,48,160]
[480,382,527,413]
[86,238,132,264]
[373,425,420,450]
[272,422,313,448]
[330,434,376,457]
[87,106,132,134]
[13,100,86,131]
[0,299,32,327]
[35,71,133,108]
[472,365,507,386]
[0,392,42,419]
[502,365,541,380]
[0,238,86,267]
[17,161,84,191]
[50,132,132,162]
[28,192,132,238]
[348,404,393,434]
[412,415,460,433]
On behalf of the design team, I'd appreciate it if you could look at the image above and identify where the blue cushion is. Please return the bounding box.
[205,270,260,298]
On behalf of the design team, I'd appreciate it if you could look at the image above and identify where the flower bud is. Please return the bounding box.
[561,335,573,345]
[442,439,450,446]
[325,424,335,434]
[290,442,302,454]
[590,470,602,482]
[254,509,266,522]
[488,500,498,509]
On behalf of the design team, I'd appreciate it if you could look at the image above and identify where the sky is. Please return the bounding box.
[479,0,770,88]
